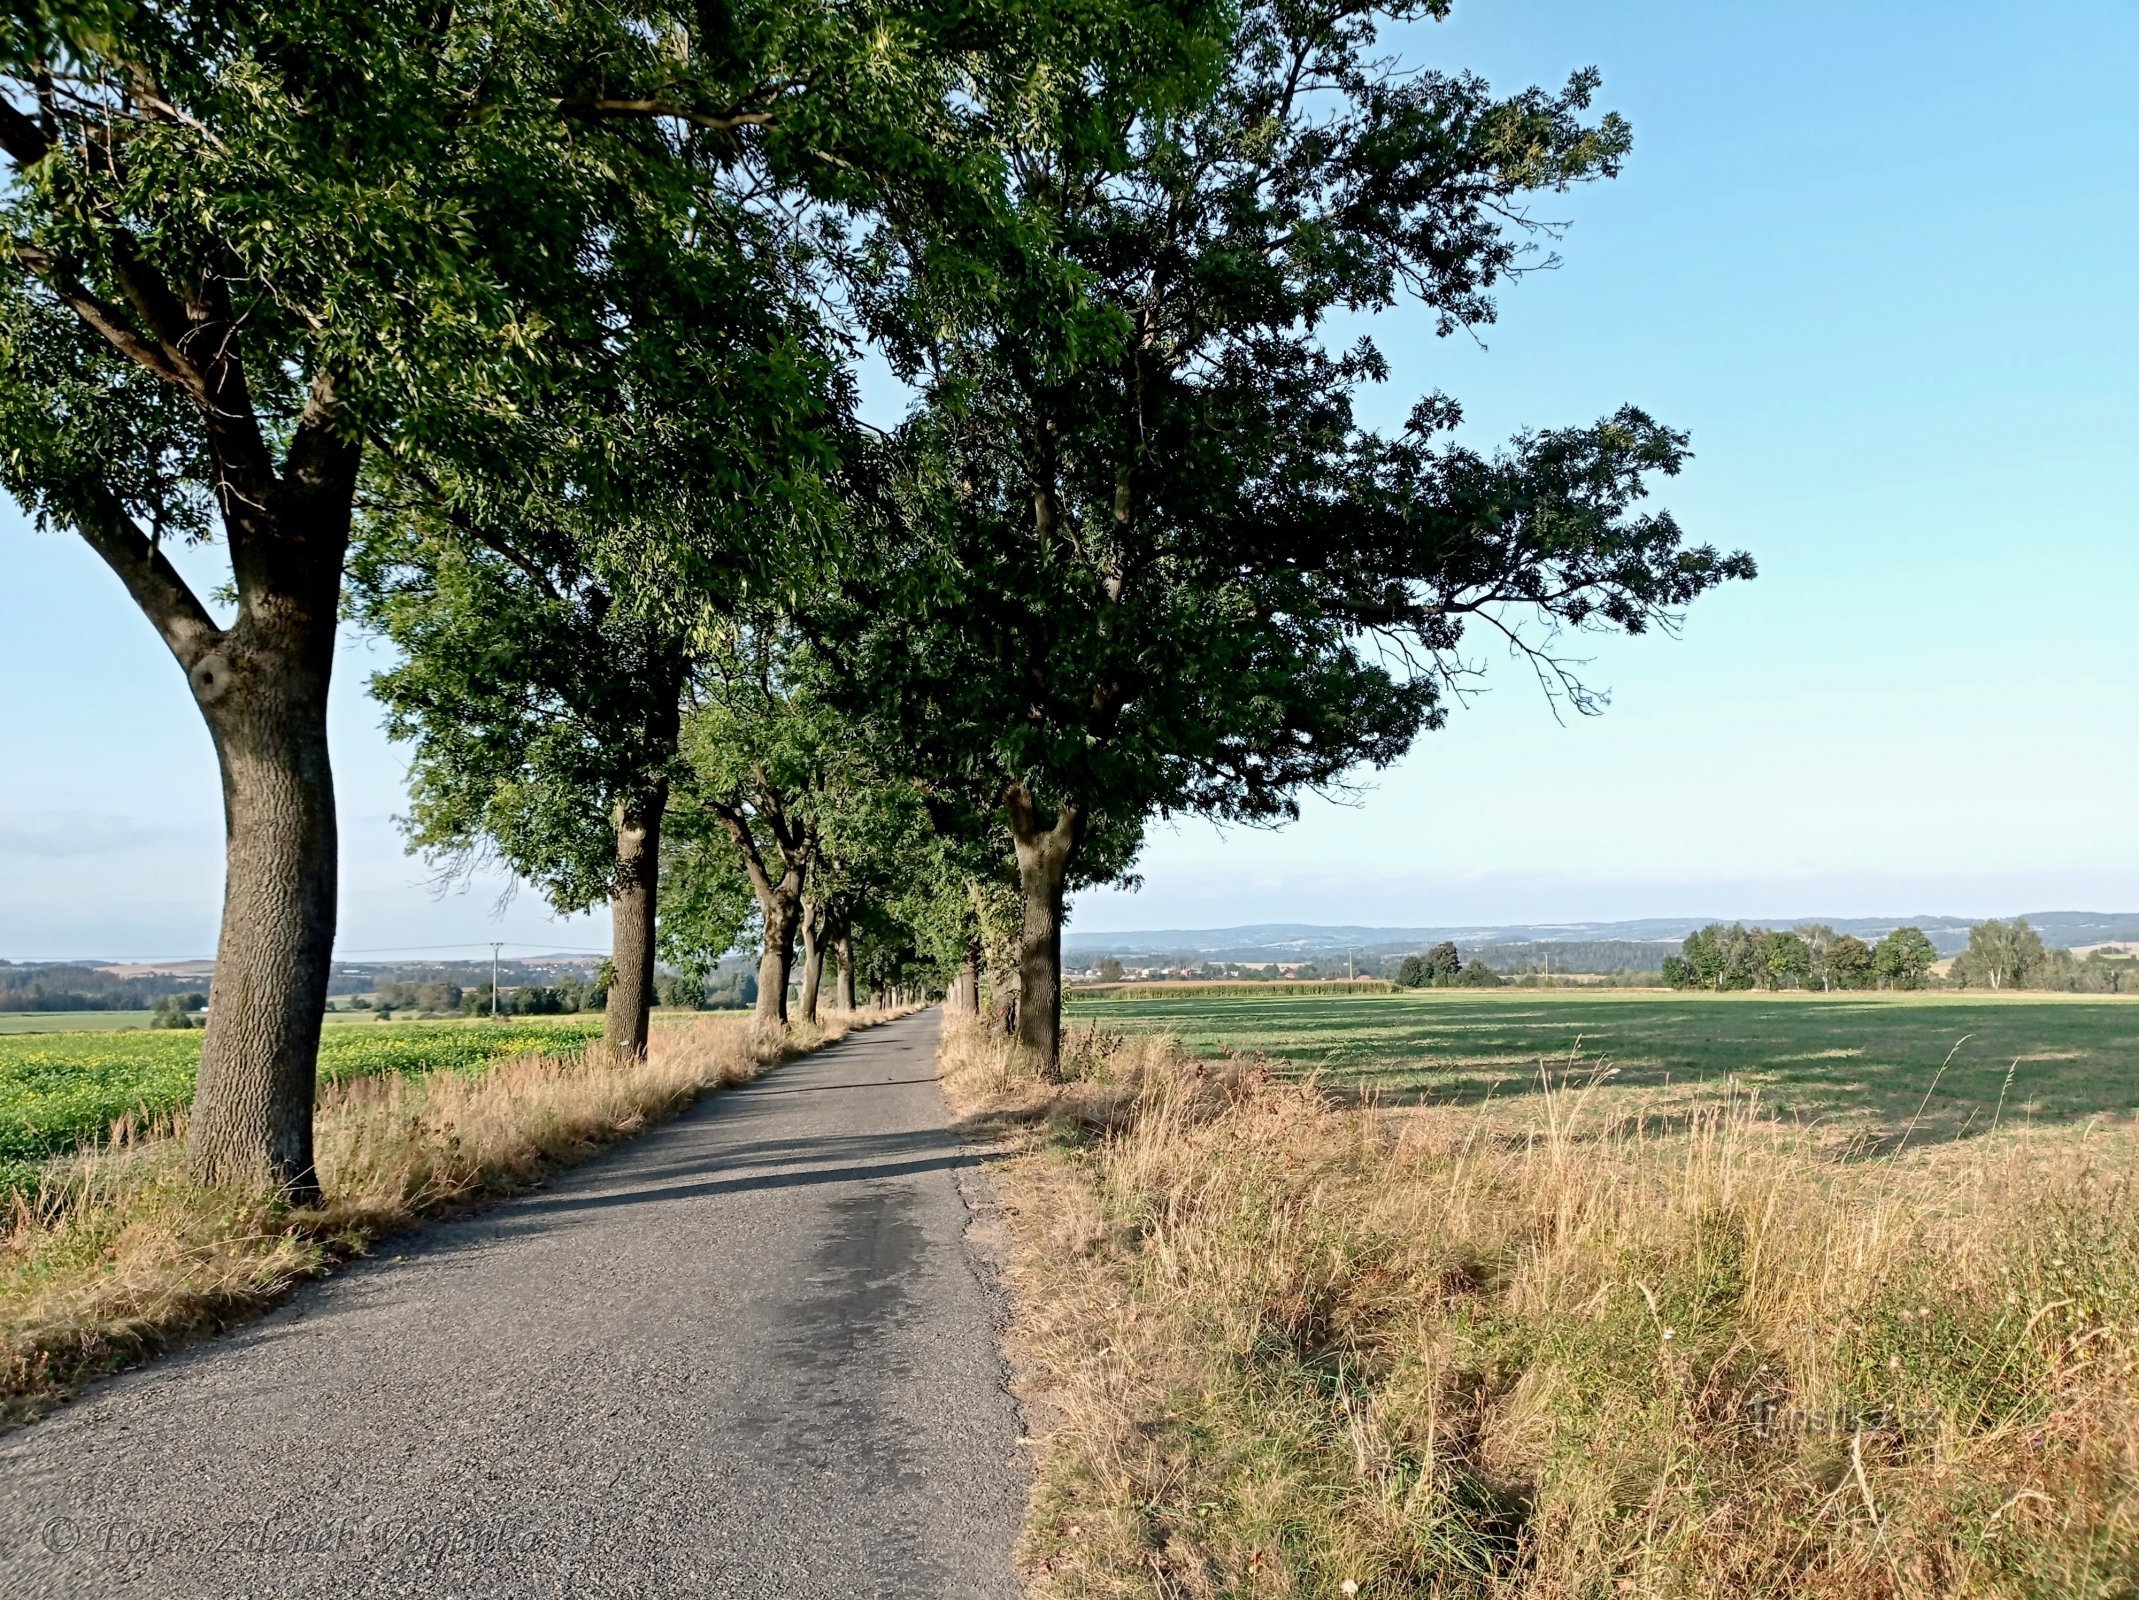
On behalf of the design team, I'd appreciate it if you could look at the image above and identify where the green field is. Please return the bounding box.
[0,1016,607,1192]
[1064,988,2139,1144]
[0,1011,166,1034]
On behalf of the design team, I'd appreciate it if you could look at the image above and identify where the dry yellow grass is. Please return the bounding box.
[2,1007,906,1425]
[943,1020,2139,1598]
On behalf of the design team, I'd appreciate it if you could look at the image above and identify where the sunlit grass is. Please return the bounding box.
[948,1017,2139,1598]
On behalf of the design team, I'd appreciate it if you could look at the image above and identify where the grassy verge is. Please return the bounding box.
[2,1007,904,1427]
[944,1020,2139,1597]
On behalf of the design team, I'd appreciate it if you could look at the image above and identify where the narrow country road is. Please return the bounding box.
[0,1009,1025,1599]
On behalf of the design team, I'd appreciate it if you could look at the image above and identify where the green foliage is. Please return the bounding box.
[1667,923,1884,992]
[1396,944,1503,989]
[146,991,207,1029]
[1824,933,1875,989]
[1872,926,1940,990]
[1675,924,1759,990]
[655,972,707,1011]
[352,519,698,914]
[1762,930,1812,988]
[343,59,861,915]
[0,965,205,1014]
[1398,942,1464,987]
[1949,918,2052,991]
[370,981,466,1015]
[1940,925,2137,994]
[828,0,1750,867]
[660,621,846,971]
[0,0,706,547]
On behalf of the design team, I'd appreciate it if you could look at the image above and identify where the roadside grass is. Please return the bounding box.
[1,1007,903,1426]
[1065,989,2139,1145]
[946,1019,2139,1598]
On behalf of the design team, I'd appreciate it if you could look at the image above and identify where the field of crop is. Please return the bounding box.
[0,1018,607,1192]
[1063,987,2139,1143]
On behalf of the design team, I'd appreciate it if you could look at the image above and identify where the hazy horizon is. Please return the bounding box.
[10,906,2136,969]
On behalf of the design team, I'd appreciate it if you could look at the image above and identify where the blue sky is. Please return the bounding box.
[4,1,2135,958]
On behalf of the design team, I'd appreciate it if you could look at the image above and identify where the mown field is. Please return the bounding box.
[1063,987,2139,1143]
[0,1017,606,1193]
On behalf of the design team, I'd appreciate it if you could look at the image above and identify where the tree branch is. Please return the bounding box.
[710,801,778,906]
[67,482,224,671]
[0,95,52,165]
[10,241,205,394]
[176,266,283,522]
[552,98,776,131]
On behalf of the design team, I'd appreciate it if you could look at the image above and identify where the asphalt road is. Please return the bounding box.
[0,1009,1025,1599]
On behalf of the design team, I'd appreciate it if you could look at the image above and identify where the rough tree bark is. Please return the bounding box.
[754,893,801,1027]
[186,522,351,1201]
[710,795,812,1030]
[605,783,668,1060]
[1006,784,1081,1081]
[797,903,824,1024]
[944,941,980,1015]
[833,929,857,1011]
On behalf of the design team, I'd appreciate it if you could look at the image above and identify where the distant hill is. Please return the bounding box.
[1063,913,2139,963]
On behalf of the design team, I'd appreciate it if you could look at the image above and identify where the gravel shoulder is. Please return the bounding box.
[0,1009,1026,1600]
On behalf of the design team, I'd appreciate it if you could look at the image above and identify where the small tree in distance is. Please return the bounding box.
[1951,919,2050,991]
[1872,926,1940,990]
[1399,943,1464,988]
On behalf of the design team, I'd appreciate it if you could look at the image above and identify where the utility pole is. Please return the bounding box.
[490,942,501,1020]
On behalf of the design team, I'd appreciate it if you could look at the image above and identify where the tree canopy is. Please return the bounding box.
[825,0,1751,1070]
[0,0,739,1189]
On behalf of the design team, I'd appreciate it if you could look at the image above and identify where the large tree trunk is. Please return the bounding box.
[1006,786,1080,1081]
[797,905,824,1024]
[177,439,359,1201]
[187,655,338,1201]
[833,931,857,1011]
[756,894,800,1028]
[946,941,981,1016]
[604,784,667,1061]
